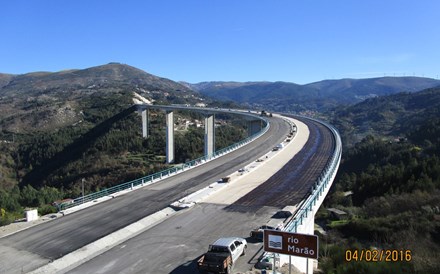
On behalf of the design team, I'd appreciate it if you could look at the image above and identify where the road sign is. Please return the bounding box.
[263,230,318,259]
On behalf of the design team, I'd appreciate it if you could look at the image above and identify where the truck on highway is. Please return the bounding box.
[197,237,247,274]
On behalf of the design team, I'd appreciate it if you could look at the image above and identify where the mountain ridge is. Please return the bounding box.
[0,63,195,97]
[192,77,440,111]
[0,63,203,133]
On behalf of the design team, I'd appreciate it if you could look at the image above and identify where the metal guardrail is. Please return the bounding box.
[284,116,342,233]
[60,115,270,210]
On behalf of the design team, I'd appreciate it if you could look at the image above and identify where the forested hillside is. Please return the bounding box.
[319,87,440,273]
[330,87,440,146]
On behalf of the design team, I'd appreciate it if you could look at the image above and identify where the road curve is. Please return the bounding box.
[66,115,336,274]
[226,115,335,210]
[0,116,289,273]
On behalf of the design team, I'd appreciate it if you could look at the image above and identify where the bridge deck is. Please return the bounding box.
[64,116,338,274]
[0,117,289,273]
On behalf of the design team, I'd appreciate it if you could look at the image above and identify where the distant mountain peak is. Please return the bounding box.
[0,63,196,98]
[0,63,204,132]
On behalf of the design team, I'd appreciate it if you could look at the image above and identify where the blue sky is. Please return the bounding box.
[1,1,439,84]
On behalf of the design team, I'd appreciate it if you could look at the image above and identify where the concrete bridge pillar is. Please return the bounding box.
[141,109,149,138]
[204,114,215,159]
[247,120,262,136]
[166,110,174,164]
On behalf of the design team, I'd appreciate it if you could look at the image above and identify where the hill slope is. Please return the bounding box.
[191,77,440,112]
[330,87,440,146]
[0,73,14,88]
[0,63,203,133]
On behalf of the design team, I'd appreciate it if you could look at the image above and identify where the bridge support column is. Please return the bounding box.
[166,110,175,164]
[141,109,149,138]
[247,120,262,136]
[204,114,215,159]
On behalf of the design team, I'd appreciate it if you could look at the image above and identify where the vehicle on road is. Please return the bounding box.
[197,237,247,274]
[272,205,296,219]
[250,219,285,240]
[250,225,277,240]
[272,143,284,151]
[238,168,248,175]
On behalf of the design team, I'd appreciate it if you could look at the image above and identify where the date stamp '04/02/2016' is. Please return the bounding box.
[345,249,412,262]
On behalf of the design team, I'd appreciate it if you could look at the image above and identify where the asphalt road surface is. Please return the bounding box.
[227,116,335,210]
[0,116,289,274]
[67,116,336,274]
[68,203,279,274]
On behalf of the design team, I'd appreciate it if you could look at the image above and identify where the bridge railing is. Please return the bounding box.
[59,116,270,211]
[284,116,342,233]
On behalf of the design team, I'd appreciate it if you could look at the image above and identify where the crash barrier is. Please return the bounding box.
[60,115,270,210]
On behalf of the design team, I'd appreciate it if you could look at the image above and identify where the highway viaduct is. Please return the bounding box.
[137,104,268,163]
[0,105,340,274]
